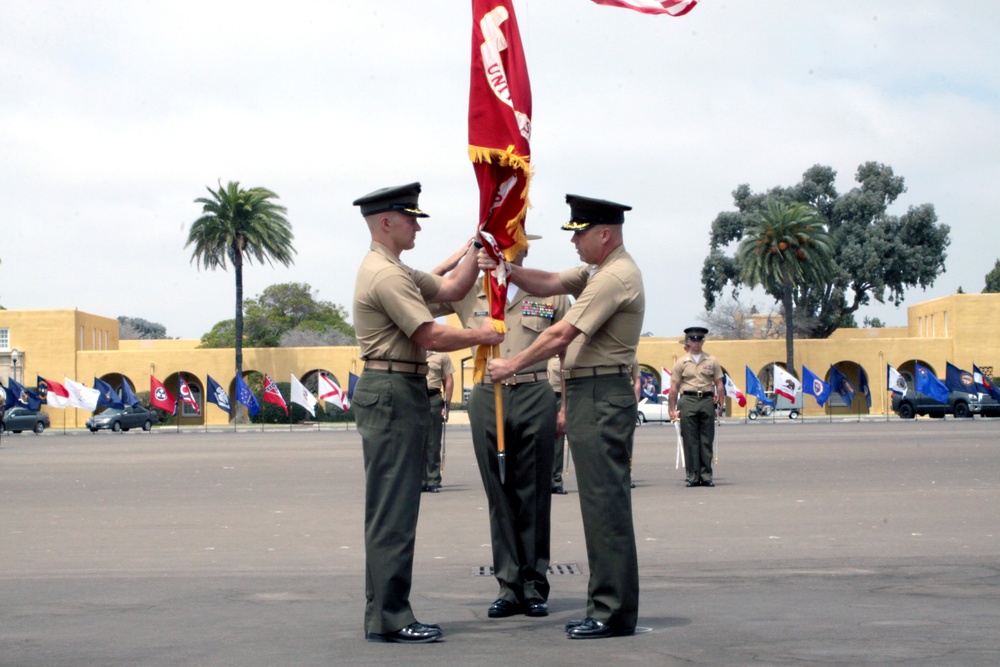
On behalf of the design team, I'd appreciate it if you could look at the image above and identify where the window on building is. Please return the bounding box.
[0,328,9,350]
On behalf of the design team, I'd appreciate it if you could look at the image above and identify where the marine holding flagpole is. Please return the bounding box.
[668,327,725,487]
[350,182,503,644]
[481,194,644,640]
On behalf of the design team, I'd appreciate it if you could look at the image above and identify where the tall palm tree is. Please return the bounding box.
[737,199,834,372]
[186,181,295,418]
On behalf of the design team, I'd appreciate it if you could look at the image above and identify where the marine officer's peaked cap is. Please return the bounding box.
[353,182,429,218]
[561,194,632,231]
[684,326,709,340]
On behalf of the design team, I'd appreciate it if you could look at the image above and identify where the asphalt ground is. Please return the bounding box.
[2,417,999,666]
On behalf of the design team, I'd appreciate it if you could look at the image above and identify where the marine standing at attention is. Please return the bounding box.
[438,236,570,620]
[668,326,725,488]
[351,182,503,644]
[481,194,644,640]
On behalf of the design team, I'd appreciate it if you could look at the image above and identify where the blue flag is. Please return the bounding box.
[348,372,359,400]
[3,378,42,411]
[639,370,658,401]
[915,363,950,404]
[206,375,232,415]
[94,377,125,409]
[973,364,1000,401]
[945,362,976,395]
[802,365,831,407]
[119,377,141,407]
[235,374,260,417]
[828,365,856,406]
[745,366,773,406]
[858,366,872,408]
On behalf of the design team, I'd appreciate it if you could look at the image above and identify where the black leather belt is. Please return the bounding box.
[682,390,713,398]
[480,371,545,386]
[428,387,442,396]
[562,365,628,380]
[363,359,429,375]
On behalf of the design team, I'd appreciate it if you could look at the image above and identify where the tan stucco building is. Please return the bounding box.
[2,293,998,427]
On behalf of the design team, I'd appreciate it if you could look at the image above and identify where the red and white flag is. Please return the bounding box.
[39,376,71,409]
[660,367,672,395]
[317,373,350,412]
[150,375,177,414]
[178,375,201,415]
[591,0,698,16]
[469,0,532,380]
[773,365,801,402]
[723,373,747,408]
[262,374,288,415]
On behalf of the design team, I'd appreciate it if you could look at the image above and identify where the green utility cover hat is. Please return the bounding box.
[562,194,631,231]
[353,182,429,218]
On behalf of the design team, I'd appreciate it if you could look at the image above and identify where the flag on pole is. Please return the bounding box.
[178,375,201,415]
[469,0,533,379]
[723,373,746,408]
[318,373,350,412]
[773,365,801,402]
[65,377,100,411]
[290,374,317,418]
[828,365,856,406]
[801,366,831,407]
[660,367,673,396]
[149,376,177,414]
[38,376,71,409]
[887,365,907,396]
[745,367,773,406]
[591,0,698,16]
[94,377,125,410]
[915,363,950,404]
[973,364,1000,401]
[235,374,260,418]
[262,374,288,415]
[206,375,232,415]
[120,377,141,407]
[858,366,872,409]
[3,378,41,411]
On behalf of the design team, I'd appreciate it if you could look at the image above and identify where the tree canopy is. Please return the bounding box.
[118,316,169,340]
[199,282,354,348]
[702,162,951,339]
[984,259,1000,293]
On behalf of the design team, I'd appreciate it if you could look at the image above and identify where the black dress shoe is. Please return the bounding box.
[686,481,700,487]
[565,617,587,631]
[552,486,568,495]
[365,622,443,643]
[488,599,524,618]
[525,599,548,617]
[630,480,636,488]
[702,480,715,487]
[566,617,634,640]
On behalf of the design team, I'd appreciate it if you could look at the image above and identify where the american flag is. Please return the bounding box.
[591,0,698,16]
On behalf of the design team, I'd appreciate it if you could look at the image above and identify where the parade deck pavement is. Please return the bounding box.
[2,417,999,666]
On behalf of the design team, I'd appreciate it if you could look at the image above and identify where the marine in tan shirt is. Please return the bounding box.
[441,239,570,619]
[481,194,644,640]
[350,182,502,645]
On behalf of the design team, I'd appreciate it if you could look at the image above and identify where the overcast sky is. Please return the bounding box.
[2,1,998,340]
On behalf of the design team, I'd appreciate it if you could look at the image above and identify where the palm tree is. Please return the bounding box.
[186,181,295,418]
[737,200,834,372]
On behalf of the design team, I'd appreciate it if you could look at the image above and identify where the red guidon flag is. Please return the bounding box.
[469,0,532,380]
[591,0,698,16]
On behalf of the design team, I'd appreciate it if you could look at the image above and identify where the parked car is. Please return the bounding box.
[1,407,51,434]
[86,405,158,432]
[636,397,672,424]
[892,389,981,419]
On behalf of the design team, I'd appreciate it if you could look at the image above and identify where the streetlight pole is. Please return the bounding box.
[10,348,20,385]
